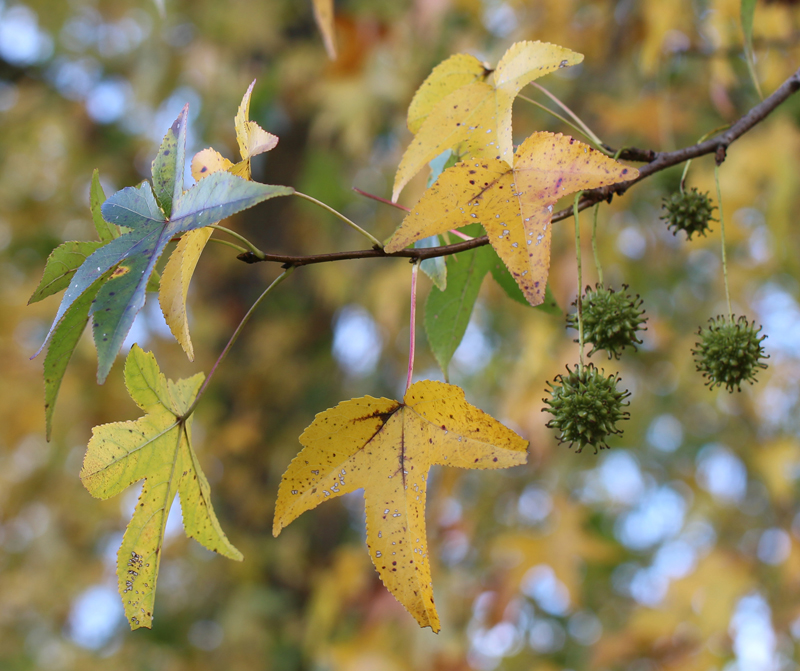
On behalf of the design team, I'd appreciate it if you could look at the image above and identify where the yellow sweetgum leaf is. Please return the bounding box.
[385,132,637,306]
[406,53,489,134]
[190,147,234,179]
[161,80,280,359]
[158,227,213,360]
[273,380,528,632]
[80,346,242,630]
[393,41,583,201]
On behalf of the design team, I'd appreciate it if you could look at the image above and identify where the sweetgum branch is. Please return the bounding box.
[241,66,800,269]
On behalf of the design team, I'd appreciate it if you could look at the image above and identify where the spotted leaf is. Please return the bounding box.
[80,346,242,630]
[393,41,583,201]
[386,132,637,306]
[273,380,528,631]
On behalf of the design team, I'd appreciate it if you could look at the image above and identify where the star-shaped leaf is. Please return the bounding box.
[273,380,528,632]
[386,132,637,306]
[35,105,293,383]
[393,41,583,201]
[80,346,242,630]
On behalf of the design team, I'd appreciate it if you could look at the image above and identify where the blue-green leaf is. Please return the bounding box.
[417,235,447,291]
[43,275,107,440]
[38,159,293,383]
[151,104,187,218]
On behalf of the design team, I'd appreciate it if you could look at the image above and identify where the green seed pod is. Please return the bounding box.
[566,284,647,359]
[542,364,630,454]
[661,188,717,240]
[692,315,769,392]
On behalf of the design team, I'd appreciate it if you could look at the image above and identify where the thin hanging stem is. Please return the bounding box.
[574,193,585,371]
[295,191,383,248]
[517,94,609,154]
[208,237,248,255]
[591,204,603,287]
[180,268,295,421]
[352,187,411,212]
[449,229,473,241]
[351,187,472,241]
[679,124,731,192]
[209,224,264,258]
[529,82,605,147]
[714,164,733,322]
[406,261,419,394]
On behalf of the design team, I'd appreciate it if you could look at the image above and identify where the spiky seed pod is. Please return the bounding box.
[692,315,769,392]
[566,284,647,360]
[542,364,631,454]
[661,188,717,240]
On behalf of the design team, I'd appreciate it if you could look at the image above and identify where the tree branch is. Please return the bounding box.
[242,66,800,269]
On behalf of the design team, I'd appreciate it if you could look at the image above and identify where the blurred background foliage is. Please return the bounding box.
[3,0,800,669]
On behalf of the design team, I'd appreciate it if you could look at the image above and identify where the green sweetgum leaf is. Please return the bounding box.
[425,224,560,376]
[28,241,102,305]
[90,168,118,243]
[425,231,493,376]
[43,274,109,440]
[36,106,294,383]
[80,345,242,630]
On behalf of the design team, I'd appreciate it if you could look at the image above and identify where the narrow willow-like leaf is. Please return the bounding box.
[741,0,757,56]
[312,0,337,59]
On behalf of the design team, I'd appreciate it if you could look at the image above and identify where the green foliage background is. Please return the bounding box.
[4,0,800,669]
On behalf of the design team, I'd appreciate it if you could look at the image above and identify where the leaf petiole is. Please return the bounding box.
[209,224,265,259]
[180,267,295,421]
[208,237,249,255]
[353,187,411,213]
[679,124,731,191]
[591,204,603,287]
[518,94,608,153]
[295,191,384,249]
[574,193,585,371]
[527,82,606,149]
[714,164,733,322]
[406,261,419,393]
